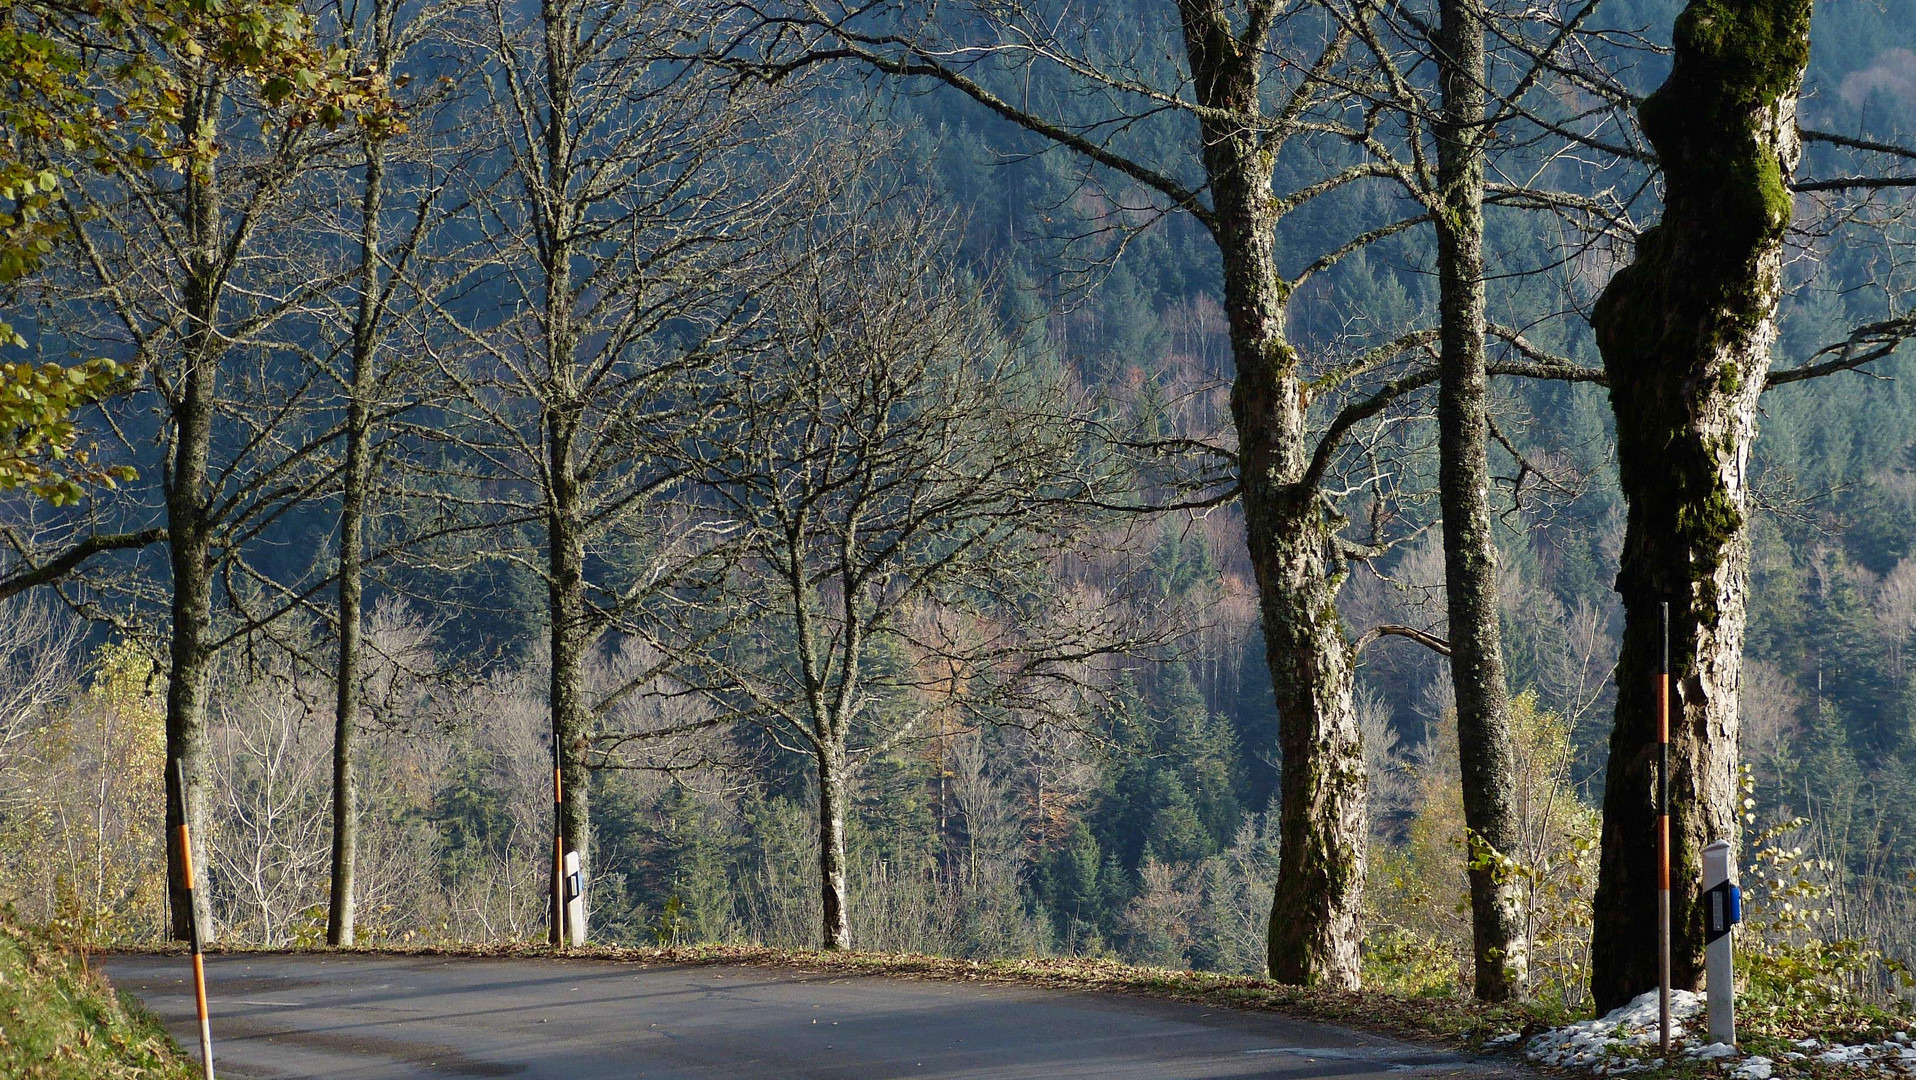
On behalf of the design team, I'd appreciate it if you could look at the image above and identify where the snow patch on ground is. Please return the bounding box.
[1521,989,1703,1071]
[1507,991,1916,1076]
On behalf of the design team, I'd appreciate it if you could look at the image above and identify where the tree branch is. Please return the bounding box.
[0,527,168,602]
[1354,623,1451,657]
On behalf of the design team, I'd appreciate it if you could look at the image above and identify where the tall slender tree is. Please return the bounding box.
[318,0,463,948]
[1429,0,1527,1001]
[455,0,817,941]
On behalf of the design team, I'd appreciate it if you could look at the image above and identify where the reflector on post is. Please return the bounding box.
[1703,839,1739,1046]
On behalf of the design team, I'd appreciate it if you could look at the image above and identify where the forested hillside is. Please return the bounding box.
[2,0,1913,1014]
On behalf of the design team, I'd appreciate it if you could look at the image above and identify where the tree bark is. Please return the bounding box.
[328,127,385,948]
[1433,0,1527,1001]
[1180,5,1370,989]
[546,420,592,943]
[1255,504,1369,987]
[817,742,851,949]
[164,75,223,945]
[1588,0,1811,1012]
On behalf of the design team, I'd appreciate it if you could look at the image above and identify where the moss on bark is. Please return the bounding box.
[1587,0,1811,1013]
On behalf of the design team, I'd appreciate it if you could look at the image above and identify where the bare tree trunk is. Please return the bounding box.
[1434,0,1526,1001]
[546,409,592,942]
[328,411,364,947]
[1188,24,1370,988]
[817,742,851,949]
[328,129,385,948]
[1255,507,1368,987]
[1588,0,1811,1012]
[164,76,223,945]
[1204,119,1369,989]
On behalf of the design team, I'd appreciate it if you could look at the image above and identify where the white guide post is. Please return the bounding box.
[564,850,587,947]
[1703,838,1738,1046]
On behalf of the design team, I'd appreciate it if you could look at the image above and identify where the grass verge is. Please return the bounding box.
[0,917,195,1079]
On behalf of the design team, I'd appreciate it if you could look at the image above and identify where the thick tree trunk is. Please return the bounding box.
[817,743,851,949]
[1434,0,1527,1001]
[1180,9,1369,988]
[328,133,385,949]
[1588,0,1811,1012]
[1255,503,1369,987]
[164,78,223,945]
[164,538,215,943]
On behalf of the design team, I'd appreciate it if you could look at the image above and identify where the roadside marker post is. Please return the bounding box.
[551,736,568,949]
[171,759,216,1080]
[1658,602,1672,1056]
[564,850,586,947]
[1703,839,1741,1046]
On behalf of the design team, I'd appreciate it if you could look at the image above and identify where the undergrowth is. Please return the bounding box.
[0,914,194,1079]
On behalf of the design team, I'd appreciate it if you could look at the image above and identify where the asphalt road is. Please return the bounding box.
[105,954,1510,1080]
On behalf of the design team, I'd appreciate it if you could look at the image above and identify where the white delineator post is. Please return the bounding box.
[564,850,587,946]
[1703,839,1738,1045]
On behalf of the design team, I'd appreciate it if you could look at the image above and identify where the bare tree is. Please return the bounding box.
[0,595,82,766]
[311,0,474,949]
[206,661,334,947]
[447,0,824,943]
[645,207,1157,949]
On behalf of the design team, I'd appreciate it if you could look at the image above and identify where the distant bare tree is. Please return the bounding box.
[644,207,1161,949]
[0,595,82,766]
[444,0,829,942]
[207,663,333,946]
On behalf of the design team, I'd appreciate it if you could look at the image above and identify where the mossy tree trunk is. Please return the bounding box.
[1253,491,1369,987]
[1183,8,1369,988]
[1588,0,1811,1012]
[1433,0,1527,1001]
[164,75,224,946]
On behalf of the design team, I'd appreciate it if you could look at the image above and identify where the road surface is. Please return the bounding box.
[105,953,1509,1079]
